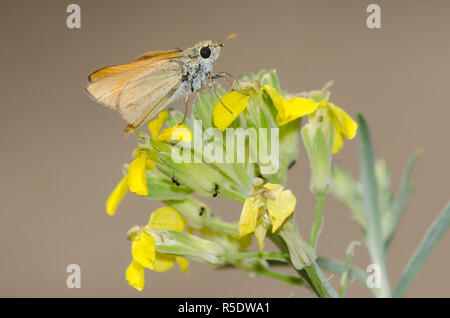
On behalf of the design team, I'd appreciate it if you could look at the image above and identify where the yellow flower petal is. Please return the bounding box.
[262,84,284,103]
[125,260,145,291]
[238,234,253,250]
[263,85,318,126]
[284,97,319,122]
[106,175,128,216]
[238,197,260,237]
[132,231,156,269]
[332,125,344,154]
[127,155,148,196]
[149,207,185,232]
[148,110,168,138]
[158,124,192,142]
[213,91,249,131]
[263,183,283,195]
[176,257,190,273]
[267,189,296,232]
[255,221,269,251]
[328,103,358,139]
[152,252,176,273]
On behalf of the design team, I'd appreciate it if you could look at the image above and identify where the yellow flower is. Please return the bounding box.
[148,110,192,142]
[106,150,154,215]
[106,113,193,216]
[212,84,314,131]
[126,207,190,291]
[131,231,156,269]
[238,181,297,251]
[213,91,250,131]
[106,174,129,216]
[127,150,150,196]
[327,103,358,153]
[148,206,186,231]
[262,85,319,126]
[125,260,145,291]
[263,86,357,153]
[212,84,357,153]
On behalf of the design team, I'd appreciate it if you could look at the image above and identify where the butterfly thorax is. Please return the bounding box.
[181,57,214,93]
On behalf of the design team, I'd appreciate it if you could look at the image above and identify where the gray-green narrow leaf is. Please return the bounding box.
[385,149,421,248]
[357,113,391,297]
[393,201,450,297]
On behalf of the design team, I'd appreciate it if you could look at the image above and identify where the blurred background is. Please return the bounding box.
[0,0,449,297]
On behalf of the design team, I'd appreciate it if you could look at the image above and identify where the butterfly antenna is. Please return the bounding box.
[321,80,334,93]
[218,33,237,47]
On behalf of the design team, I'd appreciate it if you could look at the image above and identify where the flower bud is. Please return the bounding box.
[301,106,334,194]
[145,169,192,200]
[164,196,211,230]
[276,215,317,270]
[145,227,226,265]
[157,152,245,202]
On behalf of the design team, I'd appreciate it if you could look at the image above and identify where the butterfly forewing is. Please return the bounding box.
[86,50,183,125]
[88,50,181,82]
[133,50,181,62]
[86,62,156,109]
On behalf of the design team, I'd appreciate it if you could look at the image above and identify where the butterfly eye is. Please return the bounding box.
[200,46,211,59]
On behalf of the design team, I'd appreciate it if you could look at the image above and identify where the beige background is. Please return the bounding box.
[0,0,449,297]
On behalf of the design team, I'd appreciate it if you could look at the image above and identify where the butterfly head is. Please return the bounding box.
[194,33,236,64]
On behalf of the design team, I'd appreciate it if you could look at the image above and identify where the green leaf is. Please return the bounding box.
[375,160,394,222]
[385,149,421,249]
[331,166,365,229]
[393,201,450,297]
[338,241,361,298]
[357,113,391,297]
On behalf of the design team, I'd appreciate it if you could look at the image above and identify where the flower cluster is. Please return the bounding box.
[104,70,358,296]
[125,207,189,291]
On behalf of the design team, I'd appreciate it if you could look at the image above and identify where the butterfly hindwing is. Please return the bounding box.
[117,60,183,128]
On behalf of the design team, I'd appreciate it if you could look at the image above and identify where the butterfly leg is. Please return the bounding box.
[213,72,250,97]
[179,91,189,125]
[209,73,233,114]
[212,72,234,88]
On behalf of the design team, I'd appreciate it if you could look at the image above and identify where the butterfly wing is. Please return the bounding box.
[88,50,181,82]
[86,50,182,109]
[117,60,183,128]
[133,49,181,62]
[86,62,155,109]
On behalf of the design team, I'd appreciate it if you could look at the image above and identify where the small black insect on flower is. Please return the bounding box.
[213,184,219,197]
[171,176,180,186]
[199,206,206,216]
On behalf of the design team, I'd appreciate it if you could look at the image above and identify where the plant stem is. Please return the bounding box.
[267,232,338,298]
[203,215,239,236]
[303,263,338,298]
[310,192,327,248]
[253,263,305,286]
[224,251,290,263]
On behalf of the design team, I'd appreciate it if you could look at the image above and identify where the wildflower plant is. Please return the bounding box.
[104,70,450,297]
